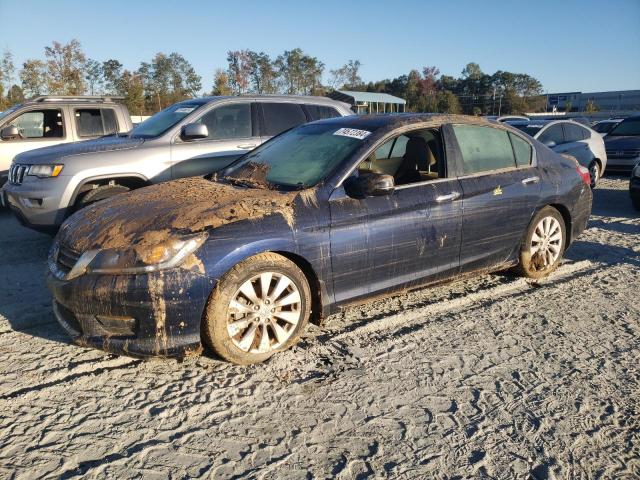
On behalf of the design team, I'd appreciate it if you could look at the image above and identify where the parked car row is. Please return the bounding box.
[1,95,597,364]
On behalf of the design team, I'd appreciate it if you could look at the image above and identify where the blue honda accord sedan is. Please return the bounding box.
[47,114,592,364]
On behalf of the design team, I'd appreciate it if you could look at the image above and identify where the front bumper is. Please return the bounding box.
[48,268,216,358]
[606,156,640,172]
[2,178,70,229]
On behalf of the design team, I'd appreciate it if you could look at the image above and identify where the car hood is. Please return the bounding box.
[56,177,305,252]
[603,136,640,149]
[14,135,144,164]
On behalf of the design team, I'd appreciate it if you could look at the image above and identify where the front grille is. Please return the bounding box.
[606,148,640,159]
[8,163,29,185]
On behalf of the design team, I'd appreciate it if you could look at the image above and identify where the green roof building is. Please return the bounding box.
[329,90,406,114]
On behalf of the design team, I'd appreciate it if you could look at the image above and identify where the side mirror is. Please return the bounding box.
[543,140,556,148]
[180,123,208,141]
[1,125,20,140]
[344,173,395,198]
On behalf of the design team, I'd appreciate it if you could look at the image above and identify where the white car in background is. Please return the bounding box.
[511,119,607,188]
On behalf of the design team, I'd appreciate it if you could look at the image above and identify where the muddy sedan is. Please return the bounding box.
[47,114,592,364]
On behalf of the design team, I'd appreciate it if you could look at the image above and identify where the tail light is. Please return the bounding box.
[577,166,590,186]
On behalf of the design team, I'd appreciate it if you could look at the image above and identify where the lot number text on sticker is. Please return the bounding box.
[333,128,372,140]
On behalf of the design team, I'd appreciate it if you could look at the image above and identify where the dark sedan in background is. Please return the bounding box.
[47,114,593,364]
[604,114,640,173]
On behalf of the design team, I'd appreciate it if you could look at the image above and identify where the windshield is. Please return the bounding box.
[608,118,640,137]
[514,124,545,137]
[129,102,205,139]
[222,123,372,189]
[0,104,22,125]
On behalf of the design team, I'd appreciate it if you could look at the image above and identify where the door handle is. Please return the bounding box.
[237,144,257,150]
[522,176,540,185]
[436,192,460,202]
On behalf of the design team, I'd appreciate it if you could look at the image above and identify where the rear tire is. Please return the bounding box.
[76,184,130,209]
[515,206,566,279]
[202,253,311,365]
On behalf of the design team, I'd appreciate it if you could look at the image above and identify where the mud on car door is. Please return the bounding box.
[446,124,541,272]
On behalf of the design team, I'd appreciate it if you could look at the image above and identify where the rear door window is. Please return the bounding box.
[75,108,119,137]
[304,105,341,121]
[452,124,516,174]
[563,123,585,143]
[538,125,564,145]
[197,103,252,140]
[509,132,533,167]
[9,109,64,138]
[260,103,308,136]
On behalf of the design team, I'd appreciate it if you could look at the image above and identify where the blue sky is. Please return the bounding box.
[1,0,638,94]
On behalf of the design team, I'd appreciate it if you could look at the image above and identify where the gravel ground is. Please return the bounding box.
[0,177,638,479]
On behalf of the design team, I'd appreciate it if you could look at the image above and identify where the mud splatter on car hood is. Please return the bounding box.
[57,177,298,252]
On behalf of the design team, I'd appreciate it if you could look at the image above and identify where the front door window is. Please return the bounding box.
[8,109,64,139]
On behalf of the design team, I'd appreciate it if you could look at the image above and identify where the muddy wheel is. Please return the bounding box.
[588,160,600,189]
[515,206,566,279]
[202,252,311,365]
[77,184,130,209]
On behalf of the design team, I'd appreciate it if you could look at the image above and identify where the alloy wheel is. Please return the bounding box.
[529,216,563,270]
[227,272,302,353]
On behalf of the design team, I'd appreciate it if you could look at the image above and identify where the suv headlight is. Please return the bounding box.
[68,233,207,278]
[28,164,64,178]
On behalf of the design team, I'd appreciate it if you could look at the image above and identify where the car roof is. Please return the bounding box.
[304,113,498,130]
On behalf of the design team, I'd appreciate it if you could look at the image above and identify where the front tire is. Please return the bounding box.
[76,184,130,209]
[202,253,311,365]
[515,206,566,279]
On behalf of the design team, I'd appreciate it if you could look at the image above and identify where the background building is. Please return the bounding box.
[546,90,640,114]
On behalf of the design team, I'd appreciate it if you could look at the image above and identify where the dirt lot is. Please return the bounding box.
[0,177,638,479]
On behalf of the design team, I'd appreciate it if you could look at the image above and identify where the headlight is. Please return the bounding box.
[68,233,207,277]
[28,164,64,178]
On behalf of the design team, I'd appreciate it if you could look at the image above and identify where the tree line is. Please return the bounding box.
[0,39,546,116]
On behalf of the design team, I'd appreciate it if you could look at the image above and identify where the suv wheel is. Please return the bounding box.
[76,184,130,209]
[202,253,311,365]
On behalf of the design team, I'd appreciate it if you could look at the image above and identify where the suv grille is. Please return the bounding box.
[606,148,640,159]
[8,164,29,185]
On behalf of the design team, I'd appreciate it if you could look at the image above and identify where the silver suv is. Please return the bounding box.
[2,95,352,231]
[0,96,132,186]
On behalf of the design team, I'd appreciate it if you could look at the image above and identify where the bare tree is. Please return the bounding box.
[212,69,232,96]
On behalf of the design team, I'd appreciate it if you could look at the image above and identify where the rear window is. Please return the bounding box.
[261,103,308,136]
[452,125,516,174]
[305,105,341,121]
[75,108,119,137]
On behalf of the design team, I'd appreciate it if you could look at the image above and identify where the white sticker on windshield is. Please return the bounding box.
[333,127,372,140]
[175,107,196,114]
